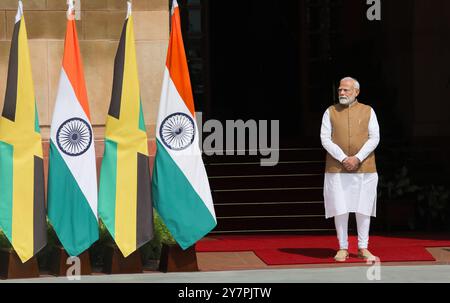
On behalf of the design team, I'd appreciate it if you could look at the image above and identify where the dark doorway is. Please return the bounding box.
[180,0,450,145]
[206,0,389,145]
[208,0,302,143]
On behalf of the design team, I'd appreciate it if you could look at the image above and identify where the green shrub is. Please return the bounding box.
[36,219,61,270]
[1,211,175,267]
[89,220,113,268]
[89,211,175,267]
[0,230,12,249]
[378,166,421,200]
[418,185,450,230]
[140,211,175,263]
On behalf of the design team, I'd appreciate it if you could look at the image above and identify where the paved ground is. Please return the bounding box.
[2,265,450,283]
[1,247,450,283]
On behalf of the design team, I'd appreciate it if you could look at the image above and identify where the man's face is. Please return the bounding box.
[338,80,359,105]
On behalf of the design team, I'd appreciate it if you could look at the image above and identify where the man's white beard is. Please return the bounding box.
[339,96,356,105]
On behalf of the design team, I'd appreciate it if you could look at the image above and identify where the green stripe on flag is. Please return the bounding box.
[0,141,13,240]
[98,139,119,239]
[34,100,40,133]
[152,139,216,249]
[139,100,146,132]
[48,141,98,256]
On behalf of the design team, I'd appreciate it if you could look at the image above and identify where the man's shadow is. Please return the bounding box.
[278,248,356,259]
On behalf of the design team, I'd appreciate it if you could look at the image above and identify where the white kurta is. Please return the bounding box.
[320,105,380,219]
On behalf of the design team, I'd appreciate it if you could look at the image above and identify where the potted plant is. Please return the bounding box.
[417,185,450,231]
[35,220,60,272]
[145,212,198,272]
[89,220,141,274]
[89,212,187,273]
[0,231,11,250]
[0,230,12,275]
[0,231,12,278]
[377,166,421,231]
[140,211,175,267]
[0,230,39,279]
[88,220,113,271]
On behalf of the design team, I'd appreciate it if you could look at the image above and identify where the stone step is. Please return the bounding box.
[209,174,324,190]
[212,187,324,204]
[212,216,335,233]
[204,148,325,164]
[214,201,325,217]
[206,161,325,176]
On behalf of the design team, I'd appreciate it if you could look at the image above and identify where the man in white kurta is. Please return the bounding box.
[320,77,380,262]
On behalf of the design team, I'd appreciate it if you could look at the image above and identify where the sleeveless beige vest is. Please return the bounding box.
[325,101,377,173]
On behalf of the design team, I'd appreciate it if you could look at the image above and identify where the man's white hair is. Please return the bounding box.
[340,77,360,90]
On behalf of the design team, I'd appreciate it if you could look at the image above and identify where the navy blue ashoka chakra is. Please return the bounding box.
[56,117,92,156]
[160,112,195,151]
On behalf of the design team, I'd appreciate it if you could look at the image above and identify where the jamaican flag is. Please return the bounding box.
[98,2,153,257]
[0,1,47,263]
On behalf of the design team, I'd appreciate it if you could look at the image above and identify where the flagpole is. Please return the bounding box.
[15,0,23,23]
[67,0,75,20]
[169,0,179,32]
[127,1,132,19]
[17,0,23,12]
[171,0,179,15]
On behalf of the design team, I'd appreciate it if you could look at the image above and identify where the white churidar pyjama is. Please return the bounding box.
[334,213,371,249]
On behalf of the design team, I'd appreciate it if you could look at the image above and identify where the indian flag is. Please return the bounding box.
[98,2,153,257]
[47,2,98,257]
[152,0,217,250]
[0,1,47,263]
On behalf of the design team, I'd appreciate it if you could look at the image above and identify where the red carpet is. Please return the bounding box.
[195,234,450,265]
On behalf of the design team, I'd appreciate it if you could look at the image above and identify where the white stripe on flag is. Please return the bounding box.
[50,69,98,218]
[156,68,216,219]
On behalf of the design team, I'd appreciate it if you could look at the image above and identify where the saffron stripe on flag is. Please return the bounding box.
[165,7,195,117]
[62,19,91,119]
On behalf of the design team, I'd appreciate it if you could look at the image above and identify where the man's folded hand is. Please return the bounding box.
[342,156,360,171]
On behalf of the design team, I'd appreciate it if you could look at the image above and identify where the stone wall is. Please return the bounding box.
[0,0,169,140]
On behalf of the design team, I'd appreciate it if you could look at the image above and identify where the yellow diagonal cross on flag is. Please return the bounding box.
[0,1,47,263]
[98,2,153,258]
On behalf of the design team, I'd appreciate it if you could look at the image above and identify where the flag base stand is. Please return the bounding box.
[158,243,199,273]
[102,244,143,274]
[0,248,40,280]
[49,246,92,276]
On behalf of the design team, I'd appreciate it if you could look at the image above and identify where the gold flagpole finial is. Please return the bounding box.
[127,1,132,19]
[15,0,23,23]
[67,0,75,20]
[171,0,179,15]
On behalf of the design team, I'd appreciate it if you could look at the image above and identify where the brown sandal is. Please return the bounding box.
[334,249,349,262]
[358,249,377,261]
